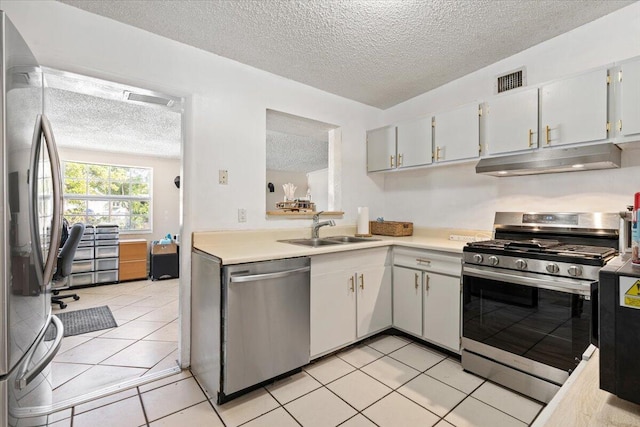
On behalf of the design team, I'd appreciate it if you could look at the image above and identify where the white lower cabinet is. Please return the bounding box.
[310,248,391,358]
[393,248,461,353]
[356,264,392,338]
[392,266,423,336]
[423,272,461,352]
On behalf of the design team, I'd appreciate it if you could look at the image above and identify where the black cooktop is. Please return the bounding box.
[466,239,617,260]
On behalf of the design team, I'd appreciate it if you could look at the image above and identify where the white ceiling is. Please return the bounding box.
[58,0,633,109]
[44,70,183,158]
[266,110,337,173]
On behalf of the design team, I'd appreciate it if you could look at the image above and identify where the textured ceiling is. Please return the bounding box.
[58,0,633,109]
[266,110,335,173]
[44,70,182,158]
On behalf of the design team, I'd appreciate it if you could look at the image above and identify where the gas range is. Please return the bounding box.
[463,238,617,281]
[461,211,621,403]
[463,212,619,281]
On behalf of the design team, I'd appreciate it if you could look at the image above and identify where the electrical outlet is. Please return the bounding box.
[449,234,476,242]
[219,170,228,185]
[238,208,247,223]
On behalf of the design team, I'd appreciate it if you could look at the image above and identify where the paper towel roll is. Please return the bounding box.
[357,207,369,235]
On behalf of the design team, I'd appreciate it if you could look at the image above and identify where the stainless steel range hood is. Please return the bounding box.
[476,143,621,177]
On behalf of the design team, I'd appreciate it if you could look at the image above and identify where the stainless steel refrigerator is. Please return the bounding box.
[0,12,65,427]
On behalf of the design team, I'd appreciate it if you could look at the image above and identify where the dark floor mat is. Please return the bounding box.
[45,306,117,341]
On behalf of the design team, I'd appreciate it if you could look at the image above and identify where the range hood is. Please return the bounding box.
[476,143,622,177]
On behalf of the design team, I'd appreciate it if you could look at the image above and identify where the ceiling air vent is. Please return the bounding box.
[496,68,525,94]
[123,90,174,107]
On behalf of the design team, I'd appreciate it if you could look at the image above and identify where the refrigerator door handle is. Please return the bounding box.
[15,315,64,390]
[29,114,62,289]
[28,114,45,288]
[41,114,63,286]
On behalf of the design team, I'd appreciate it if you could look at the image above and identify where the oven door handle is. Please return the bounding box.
[463,265,593,296]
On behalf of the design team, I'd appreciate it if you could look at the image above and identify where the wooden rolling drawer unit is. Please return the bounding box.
[119,239,148,281]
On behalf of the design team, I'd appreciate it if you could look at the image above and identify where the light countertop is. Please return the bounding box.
[192,225,491,264]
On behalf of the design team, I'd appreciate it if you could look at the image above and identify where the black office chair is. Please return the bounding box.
[51,222,85,309]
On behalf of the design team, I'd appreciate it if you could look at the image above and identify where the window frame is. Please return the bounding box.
[62,160,153,233]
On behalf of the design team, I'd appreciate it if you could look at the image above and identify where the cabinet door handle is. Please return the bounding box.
[359,273,364,290]
[349,276,355,292]
[398,153,403,167]
[545,125,550,145]
[414,272,419,290]
[528,129,533,147]
[435,146,441,161]
[390,155,395,168]
[425,274,430,291]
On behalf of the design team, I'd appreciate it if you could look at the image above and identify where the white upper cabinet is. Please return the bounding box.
[540,68,609,147]
[484,88,539,155]
[620,58,640,138]
[433,103,480,162]
[367,125,396,172]
[396,117,433,168]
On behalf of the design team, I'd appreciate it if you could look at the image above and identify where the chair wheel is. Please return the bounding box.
[53,290,60,295]
[73,295,80,301]
[60,303,67,309]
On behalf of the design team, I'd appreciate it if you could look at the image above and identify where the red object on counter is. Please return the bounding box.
[635,192,640,209]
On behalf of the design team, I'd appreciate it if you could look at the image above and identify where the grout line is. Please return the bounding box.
[335,347,385,370]
[465,385,542,425]
[144,399,207,426]
[466,396,532,425]
[137,387,150,426]
[191,373,228,427]
[438,379,487,423]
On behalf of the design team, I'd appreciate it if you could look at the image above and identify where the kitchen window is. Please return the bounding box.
[62,161,152,232]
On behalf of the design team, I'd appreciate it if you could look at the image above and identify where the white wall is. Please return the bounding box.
[265,169,308,212]
[0,0,383,367]
[58,147,181,243]
[379,2,640,231]
[307,168,329,211]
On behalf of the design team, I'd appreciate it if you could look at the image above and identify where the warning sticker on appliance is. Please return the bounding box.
[620,277,640,309]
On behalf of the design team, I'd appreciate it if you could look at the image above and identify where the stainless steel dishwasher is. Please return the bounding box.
[222,257,310,399]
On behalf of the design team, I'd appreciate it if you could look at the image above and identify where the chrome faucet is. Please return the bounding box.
[311,211,335,238]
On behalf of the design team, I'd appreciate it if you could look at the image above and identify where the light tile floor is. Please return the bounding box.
[51,278,179,403]
[45,334,545,427]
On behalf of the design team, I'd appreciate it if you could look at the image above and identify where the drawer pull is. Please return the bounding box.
[416,258,431,265]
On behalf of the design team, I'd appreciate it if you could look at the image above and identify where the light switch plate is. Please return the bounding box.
[238,208,247,222]
[219,170,228,185]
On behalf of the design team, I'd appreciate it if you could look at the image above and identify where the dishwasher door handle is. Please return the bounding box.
[230,266,311,283]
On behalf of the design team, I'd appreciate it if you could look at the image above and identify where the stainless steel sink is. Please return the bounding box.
[323,235,380,243]
[279,236,380,247]
[279,238,343,247]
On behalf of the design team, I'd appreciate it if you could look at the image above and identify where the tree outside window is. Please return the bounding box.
[63,161,152,232]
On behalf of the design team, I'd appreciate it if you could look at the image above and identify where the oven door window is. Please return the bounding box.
[463,274,591,373]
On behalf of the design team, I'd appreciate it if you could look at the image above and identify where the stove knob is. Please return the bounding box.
[473,254,483,263]
[546,263,560,274]
[568,265,583,277]
[515,259,527,270]
[488,256,499,266]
